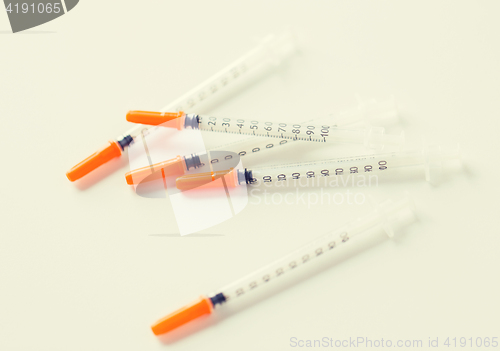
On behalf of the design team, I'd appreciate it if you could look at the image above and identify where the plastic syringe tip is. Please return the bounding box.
[373,194,416,238]
[423,143,461,183]
[151,296,213,335]
[66,141,122,182]
[126,111,184,126]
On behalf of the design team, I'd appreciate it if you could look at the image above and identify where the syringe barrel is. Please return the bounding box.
[244,150,425,185]
[213,196,415,304]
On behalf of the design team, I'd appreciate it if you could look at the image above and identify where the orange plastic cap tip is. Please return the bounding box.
[151,296,212,336]
[125,172,134,185]
[126,110,184,126]
[66,141,122,182]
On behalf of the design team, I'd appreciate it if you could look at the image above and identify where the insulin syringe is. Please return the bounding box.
[65,30,297,182]
[150,196,416,335]
[125,110,404,147]
[174,144,460,190]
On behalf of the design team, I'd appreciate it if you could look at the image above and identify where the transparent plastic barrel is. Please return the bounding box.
[191,115,404,148]
[246,150,423,184]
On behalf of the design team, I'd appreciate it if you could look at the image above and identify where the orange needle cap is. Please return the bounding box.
[126,111,184,127]
[151,296,213,336]
[66,141,122,182]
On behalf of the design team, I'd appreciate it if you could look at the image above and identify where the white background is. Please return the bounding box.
[1,1,499,350]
